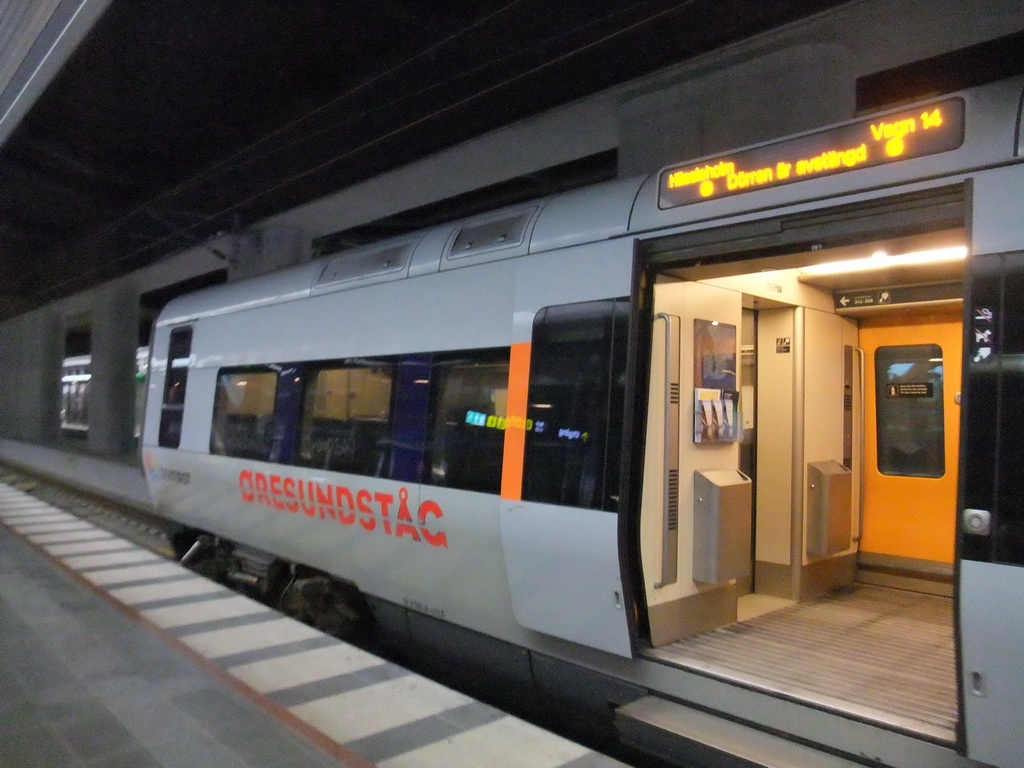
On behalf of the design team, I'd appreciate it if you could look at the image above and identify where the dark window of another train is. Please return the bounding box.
[158,327,192,448]
[875,344,945,477]
[295,360,396,477]
[424,349,511,494]
[210,367,279,460]
[522,298,629,511]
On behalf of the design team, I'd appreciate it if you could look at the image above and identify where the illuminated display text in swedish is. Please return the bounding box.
[659,98,964,208]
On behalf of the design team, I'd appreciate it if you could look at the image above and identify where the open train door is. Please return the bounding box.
[958,250,1024,767]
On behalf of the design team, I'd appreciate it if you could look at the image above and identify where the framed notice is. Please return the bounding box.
[693,318,739,443]
[694,318,736,390]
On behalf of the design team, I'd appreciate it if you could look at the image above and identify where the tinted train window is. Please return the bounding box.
[210,369,278,460]
[158,326,192,448]
[297,362,395,476]
[875,344,944,477]
[522,298,629,511]
[425,350,510,494]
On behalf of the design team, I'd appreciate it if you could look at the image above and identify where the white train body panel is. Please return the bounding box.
[142,76,1024,767]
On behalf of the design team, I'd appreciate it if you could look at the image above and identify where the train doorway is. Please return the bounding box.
[631,199,966,741]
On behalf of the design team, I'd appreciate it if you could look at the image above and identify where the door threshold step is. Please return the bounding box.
[616,695,865,768]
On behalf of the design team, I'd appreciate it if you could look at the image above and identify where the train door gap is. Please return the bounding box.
[633,223,966,742]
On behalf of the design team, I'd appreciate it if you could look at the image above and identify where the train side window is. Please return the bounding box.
[158,326,192,448]
[296,362,395,476]
[875,344,945,478]
[210,368,279,460]
[425,349,510,494]
[522,298,630,511]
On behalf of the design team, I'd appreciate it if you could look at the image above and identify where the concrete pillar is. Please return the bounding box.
[0,309,63,443]
[617,43,856,177]
[88,282,139,456]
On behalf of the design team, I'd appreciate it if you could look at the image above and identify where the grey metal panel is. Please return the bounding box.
[529,176,644,253]
[652,584,956,741]
[407,224,455,277]
[449,209,534,257]
[406,609,534,689]
[653,313,681,589]
[693,469,752,583]
[629,77,1024,236]
[499,500,632,657]
[157,260,323,326]
[960,560,1024,768]
[970,164,1024,256]
[311,240,417,293]
[510,238,634,343]
[618,695,869,768]
[806,460,851,557]
[189,258,518,368]
[439,203,546,271]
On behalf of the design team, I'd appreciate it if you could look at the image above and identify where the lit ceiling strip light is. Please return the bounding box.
[800,245,967,276]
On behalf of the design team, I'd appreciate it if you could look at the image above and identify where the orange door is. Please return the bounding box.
[859,306,961,565]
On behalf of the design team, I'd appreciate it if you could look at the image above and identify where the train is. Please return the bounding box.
[141,75,1024,768]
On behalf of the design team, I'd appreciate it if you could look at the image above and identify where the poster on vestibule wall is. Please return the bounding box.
[694,388,740,442]
[693,318,740,443]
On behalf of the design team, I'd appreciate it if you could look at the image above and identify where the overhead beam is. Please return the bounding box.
[0,0,113,147]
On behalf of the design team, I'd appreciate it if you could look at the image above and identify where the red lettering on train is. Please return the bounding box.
[236,469,448,548]
[395,488,420,541]
[239,470,255,502]
[282,477,298,512]
[356,489,375,531]
[417,500,448,548]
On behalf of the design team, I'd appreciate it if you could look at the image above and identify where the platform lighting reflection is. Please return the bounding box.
[799,245,967,275]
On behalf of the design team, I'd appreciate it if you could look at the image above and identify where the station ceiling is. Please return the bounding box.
[0,0,850,320]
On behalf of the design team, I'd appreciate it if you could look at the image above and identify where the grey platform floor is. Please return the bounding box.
[0,523,360,768]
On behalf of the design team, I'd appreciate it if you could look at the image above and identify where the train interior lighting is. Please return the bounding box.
[799,244,968,275]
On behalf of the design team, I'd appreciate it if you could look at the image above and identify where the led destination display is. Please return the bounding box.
[658,97,965,209]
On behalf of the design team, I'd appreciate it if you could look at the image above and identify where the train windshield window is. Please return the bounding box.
[210,368,279,460]
[875,344,945,477]
[158,326,192,448]
[522,298,630,511]
[296,362,395,476]
[425,350,510,494]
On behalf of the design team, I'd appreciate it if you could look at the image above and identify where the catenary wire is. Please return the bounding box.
[34,0,696,299]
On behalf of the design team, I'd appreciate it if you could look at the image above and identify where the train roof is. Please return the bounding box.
[156,75,1024,330]
[156,175,645,327]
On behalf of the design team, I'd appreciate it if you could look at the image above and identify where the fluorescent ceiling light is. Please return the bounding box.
[800,245,967,276]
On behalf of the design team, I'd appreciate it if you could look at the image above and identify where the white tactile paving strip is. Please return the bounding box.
[0,481,628,768]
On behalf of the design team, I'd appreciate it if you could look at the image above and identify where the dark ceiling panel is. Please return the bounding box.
[0,0,851,318]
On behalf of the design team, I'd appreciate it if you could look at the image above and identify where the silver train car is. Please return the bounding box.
[142,76,1024,768]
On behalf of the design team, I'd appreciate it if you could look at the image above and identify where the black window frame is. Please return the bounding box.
[522,297,630,512]
[201,347,515,496]
[422,347,511,495]
[158,326,193,448]
[874,343,946,479]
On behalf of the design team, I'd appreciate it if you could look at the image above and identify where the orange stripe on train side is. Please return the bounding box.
[501,342,531,501]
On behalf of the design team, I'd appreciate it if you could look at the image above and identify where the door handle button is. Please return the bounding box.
[963,508,992,536]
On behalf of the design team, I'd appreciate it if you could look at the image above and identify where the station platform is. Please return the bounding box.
[0,479,628,768]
